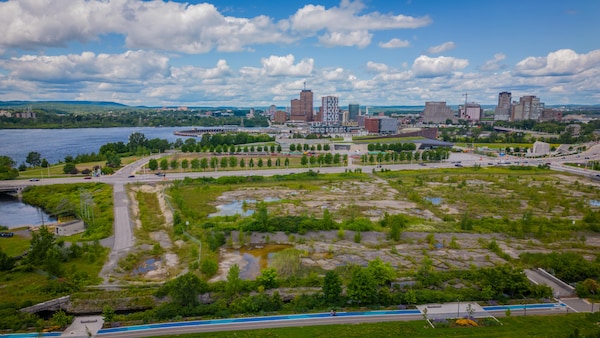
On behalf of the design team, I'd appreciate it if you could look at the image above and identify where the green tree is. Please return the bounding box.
[128,132,147,152]
[220,156,228,168]
[170,159,179,170]
[367,257,396,286]
[102,306,116,323]
[200,158,208,171]
[166,272,208,307]
[0,246,15,271]
[239,158,245,168]
[51,310,72,329]
[229,156,238,168]
[63,162,78,174]
[181,159,189,170]
[301,155,308,166]
[148,158,158,171]
[323,144,330,151]
[160,159,169,171]
[257,268,279,289]
[26,151,42,167]
[347,266,377,305]
[257,158,264,167]
[226,264,242,298]
[322,271,342,304]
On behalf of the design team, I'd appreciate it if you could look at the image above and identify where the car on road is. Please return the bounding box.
[128,175,135,178]
[29,178,40,182]
[454,163,463,167]
[84,176,92,179]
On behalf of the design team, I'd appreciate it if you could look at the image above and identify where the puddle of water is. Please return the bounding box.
[590,200,600,207]
[133,257,161,275]
[228,244,290,279]
[425,197,442,205]
[209,198,281,218]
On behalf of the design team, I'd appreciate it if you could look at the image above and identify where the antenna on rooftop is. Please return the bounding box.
[303,81,306,90]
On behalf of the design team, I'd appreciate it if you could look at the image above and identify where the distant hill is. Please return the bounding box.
[0,100,128,108]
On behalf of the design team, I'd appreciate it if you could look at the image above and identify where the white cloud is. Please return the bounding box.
[2,50,170,82]
[322,68,347,81]
[514,49,600,76]
[289,0,431,48]
[261,54,314,76]
[379,38,410,49]
[480,53,506,71]
[412,55,468,77]
[366,61,389,73]
[0,0,430,53]
[426,41,456,54]
[318,31,372,48]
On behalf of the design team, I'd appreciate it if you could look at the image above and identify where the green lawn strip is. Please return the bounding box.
[155,313,598,338]
[0,232,30,257]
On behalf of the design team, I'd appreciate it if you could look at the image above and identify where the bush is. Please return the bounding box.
[200,259,219,277]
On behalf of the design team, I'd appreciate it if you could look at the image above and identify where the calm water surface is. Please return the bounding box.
[0,126,192,165]
[0,194,56,228]
[0,126,195,227]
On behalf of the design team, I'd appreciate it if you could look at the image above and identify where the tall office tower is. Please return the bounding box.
[512,95,543,121]
[420,102,454,123]
[321,96,340,125]
[494,91,512,121]
[348,103,360,121]
[459,103,482,122]
[290,85,314,122]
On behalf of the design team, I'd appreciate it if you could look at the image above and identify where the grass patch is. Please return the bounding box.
[166,313,599,338]
[0,232,30,257]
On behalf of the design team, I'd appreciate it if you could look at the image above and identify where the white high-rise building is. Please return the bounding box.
[321,96,340,125]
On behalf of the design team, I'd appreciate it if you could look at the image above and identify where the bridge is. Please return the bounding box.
[493,126,558,138]
[20,295,71,314]
[0,184,24,194]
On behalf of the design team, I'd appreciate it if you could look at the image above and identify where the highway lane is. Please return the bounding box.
[97,313,424,338]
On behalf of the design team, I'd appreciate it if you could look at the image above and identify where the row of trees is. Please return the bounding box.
[359,148,450,164]
[148,156,292,172]
[181,142,282,154]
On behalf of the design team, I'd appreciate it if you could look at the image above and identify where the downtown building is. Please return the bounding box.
[420,102,455,124]
[290,88,314,122]
[348,103,360,121]
[459,103,483,122]
[494,91,512,121]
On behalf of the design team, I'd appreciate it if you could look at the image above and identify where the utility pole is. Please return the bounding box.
[462,92,468,119]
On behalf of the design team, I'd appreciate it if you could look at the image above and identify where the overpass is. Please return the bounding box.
[20,295,70,314]
[0,184,24,194]
[493,126,558,138]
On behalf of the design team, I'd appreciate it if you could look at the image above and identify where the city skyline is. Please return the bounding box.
[0,0,599,107]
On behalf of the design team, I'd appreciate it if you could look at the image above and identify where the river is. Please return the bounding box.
[0,126,194,165]
[0,126,195,228]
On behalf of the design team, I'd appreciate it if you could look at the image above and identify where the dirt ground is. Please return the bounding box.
[128,172,600,283]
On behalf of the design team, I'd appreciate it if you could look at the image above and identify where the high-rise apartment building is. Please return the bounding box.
[512,95,543,121]
[459,103,482,122]
[348,103,360,121]
[290,88,314,122]
[494,91,512,121]
[421,102,454,124]
[321,96,340,125]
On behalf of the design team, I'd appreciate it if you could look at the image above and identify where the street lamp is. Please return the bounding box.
[457,299,460,318]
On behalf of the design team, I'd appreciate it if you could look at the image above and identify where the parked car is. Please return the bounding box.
[0,232,14,238]
[29,178,40,182]
[84,176,92,179]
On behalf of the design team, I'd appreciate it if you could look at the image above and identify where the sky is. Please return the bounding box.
[0,0,599,108]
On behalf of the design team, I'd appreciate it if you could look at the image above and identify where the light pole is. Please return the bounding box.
[457,299,460,318]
